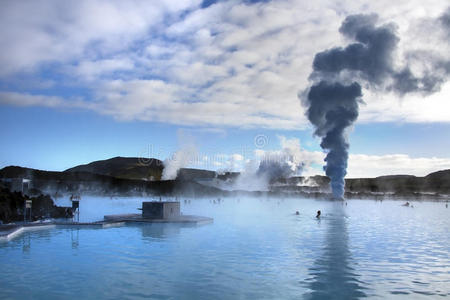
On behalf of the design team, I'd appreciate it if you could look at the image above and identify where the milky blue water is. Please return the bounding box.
[1,197,449,299]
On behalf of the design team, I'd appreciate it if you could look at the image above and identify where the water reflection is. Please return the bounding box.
[138,223,182,240]
[20,229,54,253]
[22,234,31,253]
[71,229,79,249]
[304,204,366,299]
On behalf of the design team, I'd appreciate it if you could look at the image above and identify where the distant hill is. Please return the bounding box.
[345,170,450,194]
[65,157,220,182]
[177,168,216,180]
[273,171,450,195]
[0,166,106,182]
[65,157,163,181]
[0,157,449,197]
[0,165,223,197]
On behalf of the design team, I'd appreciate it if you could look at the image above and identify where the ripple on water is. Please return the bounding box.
[0,198,449,299]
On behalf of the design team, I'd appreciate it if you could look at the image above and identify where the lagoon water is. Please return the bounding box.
[1,197,449,299]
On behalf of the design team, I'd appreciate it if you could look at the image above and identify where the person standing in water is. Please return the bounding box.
[316,210,321,218]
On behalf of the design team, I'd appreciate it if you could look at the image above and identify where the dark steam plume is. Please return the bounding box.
[302,9,449,198]
[306,82,361,198]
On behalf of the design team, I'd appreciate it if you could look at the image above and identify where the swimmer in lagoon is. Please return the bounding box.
[316,210,321,218]
[295,211,300,215]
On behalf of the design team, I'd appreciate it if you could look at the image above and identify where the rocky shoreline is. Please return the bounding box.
[0,187,73,224]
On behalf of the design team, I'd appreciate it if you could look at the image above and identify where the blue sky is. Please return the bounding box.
[0,0,449,177]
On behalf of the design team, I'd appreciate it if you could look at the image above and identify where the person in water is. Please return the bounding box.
[316,210,321,218]
[295,211,300,215]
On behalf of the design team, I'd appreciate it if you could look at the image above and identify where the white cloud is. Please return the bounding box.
[347,154,450,178]
[0,91,91,109]
[210,153,245,172]
[232,154,244,161]
[359,82,450,123]
[222,150,450,178]
[71,58,135,81]
[204,136,450,178]
[0,1,171,75]
[0,0,448,129]
[0,92,65,108]
[197,135,450,181]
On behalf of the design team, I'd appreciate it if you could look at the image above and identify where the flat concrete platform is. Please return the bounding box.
[0,214,213,242]
[0,224,56,241]
[104,213,214,225]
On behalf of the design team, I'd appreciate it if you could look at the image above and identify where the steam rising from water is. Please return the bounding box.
[306,82,361,198]
[162,146,197,180]
[302,11,450,199]
[231,136,319,191]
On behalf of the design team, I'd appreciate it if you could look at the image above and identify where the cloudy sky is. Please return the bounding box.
[0,0,449,178]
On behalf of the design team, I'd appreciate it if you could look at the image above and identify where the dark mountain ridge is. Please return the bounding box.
[1,157,449,197]
[65,156,163,181]
[0,165,222,197]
